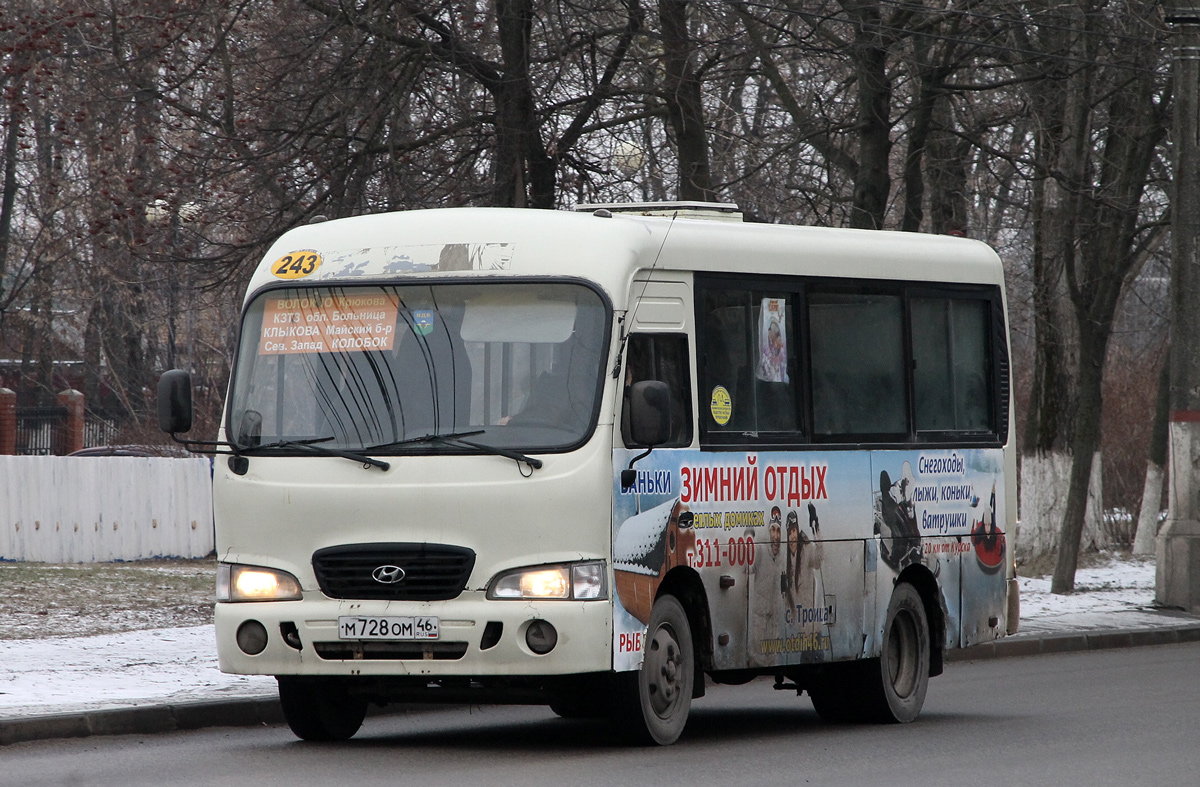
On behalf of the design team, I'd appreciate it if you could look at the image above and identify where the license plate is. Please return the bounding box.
[337,615,439,640]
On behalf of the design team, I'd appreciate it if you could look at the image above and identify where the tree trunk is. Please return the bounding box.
[926,99,969,235]
[659,0,714,201]
[845,0,892,230]
[901,29,958,234]
[0,73,22,311]
[1018,449,1105,567]
[1019,5,1094,568]
[1052,11,1164,590]
[1018,173,1081,565]
[1133,356,1170,554]
[900,76,934,233]
[1052,328,1108,592]
[491,0,556,208]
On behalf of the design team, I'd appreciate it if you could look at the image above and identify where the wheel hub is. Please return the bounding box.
[645,625,684,717]
[888,608,918,698]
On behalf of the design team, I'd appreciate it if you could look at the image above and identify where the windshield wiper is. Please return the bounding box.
[241,436,390,471]
[246,436,335,451]
[367,430,486,450]
[367,430,543,471]
[444,436,543,470]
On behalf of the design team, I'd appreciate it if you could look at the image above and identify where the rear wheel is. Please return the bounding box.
[875,581,930,722]
[278,677,368,741]
[808,661,870,723]
[808,582,929,724]
[611,595,694,745]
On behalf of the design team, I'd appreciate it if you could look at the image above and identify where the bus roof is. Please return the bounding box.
[245,206,1006,307]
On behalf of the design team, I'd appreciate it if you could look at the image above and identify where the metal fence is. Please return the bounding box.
[14,406,67,456]
[83,417,117,448]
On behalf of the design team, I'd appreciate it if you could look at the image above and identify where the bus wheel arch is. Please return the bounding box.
[897,564,946,677]
[656,565,713,686]
[808,577,934,725]
[612,592,695,744]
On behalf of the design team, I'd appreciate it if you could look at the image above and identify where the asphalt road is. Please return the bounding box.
[9,641,1200,787]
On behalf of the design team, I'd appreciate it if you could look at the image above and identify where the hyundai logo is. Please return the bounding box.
[371,565,406,584]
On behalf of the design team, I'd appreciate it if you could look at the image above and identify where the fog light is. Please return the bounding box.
[236,620,269,655]
[525,619,558,654]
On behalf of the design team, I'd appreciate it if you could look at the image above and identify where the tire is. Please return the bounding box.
[547,674,608,719]
[808,662,871,723]
[808,582,929,724]
[278,677,368,741]
[611,595,694,745]
[872,582,930,722]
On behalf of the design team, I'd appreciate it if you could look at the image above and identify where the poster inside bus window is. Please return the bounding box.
[257,292,399,355]
[757,297,788,383]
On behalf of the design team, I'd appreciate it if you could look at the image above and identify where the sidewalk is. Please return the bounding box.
[2,556,1197,745]
[947,556,1200,659]
[0,626,280,745]
[945,605,1200,662]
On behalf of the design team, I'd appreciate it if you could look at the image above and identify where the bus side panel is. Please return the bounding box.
[610,446,1008,671]
[869,449,1008,651]
[870,533,964,655]
[959,483,1009,646]
[611,448,875,672]
[748,451,874,667]
[781,540,866,666]
[862,538,880,657]
[611,448,695,672]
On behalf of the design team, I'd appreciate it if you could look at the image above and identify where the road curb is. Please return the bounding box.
[6,624,1200,747]
[0,696,283,747]
[946,622,1200,663]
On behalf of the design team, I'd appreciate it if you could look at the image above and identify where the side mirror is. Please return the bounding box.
[157,369,194,434]
[628,380,672,447]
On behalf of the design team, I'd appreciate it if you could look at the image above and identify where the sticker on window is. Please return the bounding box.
[757,297,788,383]
[258,293,399,355]
[412,310,435,336]
[710,385,732,426]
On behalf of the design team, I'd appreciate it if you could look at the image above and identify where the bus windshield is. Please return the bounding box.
[227,281,609,453]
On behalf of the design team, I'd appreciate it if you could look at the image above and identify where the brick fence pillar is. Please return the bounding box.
[0,388,15,455]
[56,389,85,455]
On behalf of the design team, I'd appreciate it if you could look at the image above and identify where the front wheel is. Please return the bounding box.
[611,595,694,745]
[278,677,368,741]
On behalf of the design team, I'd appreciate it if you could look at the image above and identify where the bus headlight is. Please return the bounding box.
[217,563,303,602]
[488,561,607,600]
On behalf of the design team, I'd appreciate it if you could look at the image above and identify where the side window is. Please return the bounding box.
[911,297,992,432]
[622,333,693,447]
[808,291,907,436]
[698,287,799,440]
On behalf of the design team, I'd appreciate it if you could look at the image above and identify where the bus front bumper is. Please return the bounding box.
[214,593,615,678]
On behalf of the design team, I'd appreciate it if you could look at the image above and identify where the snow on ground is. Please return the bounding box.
[0,626,276,719]
[1018,553,1157,618]
[0,554,1174,720]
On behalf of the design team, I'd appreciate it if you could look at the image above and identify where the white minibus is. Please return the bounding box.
[159,202,1017,745]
